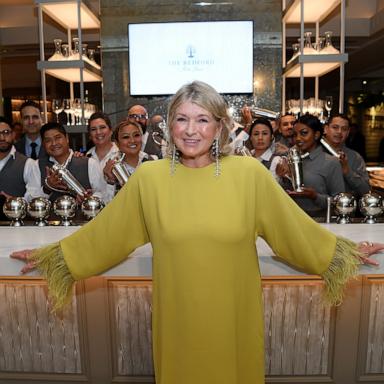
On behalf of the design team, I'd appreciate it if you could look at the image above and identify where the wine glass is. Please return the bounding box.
[63,99,72,125]
[72,37,80,60]
[325,96,333,120]
[71,98,82,125]
[49,39,63,61]
[52,99,63,122]
[61,44,70,59]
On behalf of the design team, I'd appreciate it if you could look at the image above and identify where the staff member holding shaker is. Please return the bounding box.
[322,114,370,197]
[278,114,345,217]
[38,122,108,203]
[103,120,157,198]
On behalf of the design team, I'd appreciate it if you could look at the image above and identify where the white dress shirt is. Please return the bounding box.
[86,142,120,170]
[0,146,45,201]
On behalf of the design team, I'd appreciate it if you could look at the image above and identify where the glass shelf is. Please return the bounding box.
[283,0,341,24]
[37,60,102,82]
[283,53,348,77]
[35,0,100,30]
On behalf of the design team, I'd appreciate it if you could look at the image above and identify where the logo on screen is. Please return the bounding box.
[186,45,196,58]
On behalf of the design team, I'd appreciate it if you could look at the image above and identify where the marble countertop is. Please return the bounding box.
[1,224,383,277]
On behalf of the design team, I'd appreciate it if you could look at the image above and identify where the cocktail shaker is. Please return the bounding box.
[287,147,304,192]
[52,164,87,197]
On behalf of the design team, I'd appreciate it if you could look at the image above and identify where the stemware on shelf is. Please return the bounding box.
[48,39,63,61]
[325,96,333,120]
[322,31,339,54]
[61,44,70,59]
[52,99,63,122]
[81,44,88,58]
[88,49,96,62]
[72,98,82,125]
[72,37,80,60]
[303,32,317,54]
[63,98,72,125]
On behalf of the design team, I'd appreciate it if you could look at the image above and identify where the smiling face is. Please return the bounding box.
[293,122,320,153]
[171,101,221,168]
[42,128,70,164]
[250,124,273,153]
[116,123,142,158]
[89,118,113,147]
[324,116,350,148]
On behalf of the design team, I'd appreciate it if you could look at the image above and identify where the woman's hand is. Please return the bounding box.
[287,187,318,200]
[357,242,384,266]
[103,160,117,184]
[10,249,36,274]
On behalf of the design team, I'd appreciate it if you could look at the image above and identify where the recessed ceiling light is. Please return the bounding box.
[362,80,367,85]
[193,2,233,6]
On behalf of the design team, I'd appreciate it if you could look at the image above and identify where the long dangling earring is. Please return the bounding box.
[171,144,180,176]
[211,137,221,177]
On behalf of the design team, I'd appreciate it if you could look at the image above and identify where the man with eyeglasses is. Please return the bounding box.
[0,116,44,210]
[127,105,162,158]
[323,114,370,196]
[15,100,47,160]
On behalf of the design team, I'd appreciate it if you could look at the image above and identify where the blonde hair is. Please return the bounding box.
[166,81,233,157]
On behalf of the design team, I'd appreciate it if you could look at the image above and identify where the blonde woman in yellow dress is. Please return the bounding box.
[11,81,383,384]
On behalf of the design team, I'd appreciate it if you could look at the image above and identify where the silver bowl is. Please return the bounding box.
[81,195,105,220]
[53,195,77,226]
[333,192,356,224]
[3,197,27,226]
[359,192,383,224]
[28,197,51,226]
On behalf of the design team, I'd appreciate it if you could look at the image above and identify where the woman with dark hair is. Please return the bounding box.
[280,114,345,217]
[86,111,119,169]
[103,120,157,196]
[248,117,282,181]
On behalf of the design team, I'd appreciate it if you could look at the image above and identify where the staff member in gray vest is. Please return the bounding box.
[0,117,44,204]
[38,123,108,203]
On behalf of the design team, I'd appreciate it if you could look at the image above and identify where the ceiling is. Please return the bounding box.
[0,0,383,97]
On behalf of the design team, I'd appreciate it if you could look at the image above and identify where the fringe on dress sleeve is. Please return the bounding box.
[321,236,361,306]
[31,242,75,311]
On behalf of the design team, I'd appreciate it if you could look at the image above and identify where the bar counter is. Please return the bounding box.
[1,224,384,384]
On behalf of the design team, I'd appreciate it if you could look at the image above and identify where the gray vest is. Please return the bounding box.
[39,156,91,201]
[0,152,28,197]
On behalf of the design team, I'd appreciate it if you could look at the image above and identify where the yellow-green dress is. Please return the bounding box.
[34,156,360,384]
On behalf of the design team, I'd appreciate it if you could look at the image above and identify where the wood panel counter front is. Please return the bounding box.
[0,224,384,384]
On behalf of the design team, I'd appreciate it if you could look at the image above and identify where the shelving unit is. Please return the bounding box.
[282,0,348,115]
[35,0,102,146]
